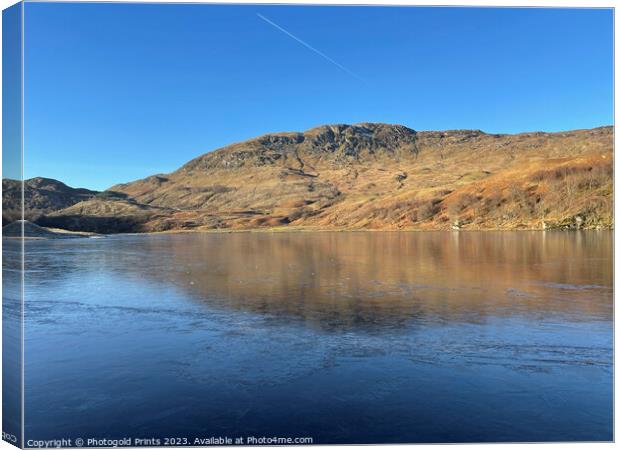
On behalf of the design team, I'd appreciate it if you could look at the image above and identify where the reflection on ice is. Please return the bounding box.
[19,231,613,443]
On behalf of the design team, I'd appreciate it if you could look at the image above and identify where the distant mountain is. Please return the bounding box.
[2,177,98,225]
[9,123,614,233]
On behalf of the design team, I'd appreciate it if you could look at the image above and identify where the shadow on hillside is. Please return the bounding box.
[36,215,145,234]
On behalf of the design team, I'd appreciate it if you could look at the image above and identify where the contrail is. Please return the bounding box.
[256,13,364,82]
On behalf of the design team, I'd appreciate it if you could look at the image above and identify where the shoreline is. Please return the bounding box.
[3,221,613,240]
[142,227,614,235]
[12,226,612,239]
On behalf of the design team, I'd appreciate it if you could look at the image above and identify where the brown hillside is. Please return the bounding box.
[2,177,98,225]
[26,123,615,233]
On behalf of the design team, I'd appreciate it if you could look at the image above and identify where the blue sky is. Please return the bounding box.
[22,3,613,191]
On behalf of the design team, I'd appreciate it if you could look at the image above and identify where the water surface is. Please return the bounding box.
[16,231,613,443]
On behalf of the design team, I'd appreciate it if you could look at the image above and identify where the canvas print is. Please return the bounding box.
[2,2,614,447]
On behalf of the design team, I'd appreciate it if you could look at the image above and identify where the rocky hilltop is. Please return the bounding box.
[2,177,98,225]
[5,123,613,233]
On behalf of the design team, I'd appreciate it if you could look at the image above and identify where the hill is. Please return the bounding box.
[2,220,92,239]
[2,177,98,225]
[8,123,614,233]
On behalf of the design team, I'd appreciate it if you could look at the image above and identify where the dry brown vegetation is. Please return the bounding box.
[11,123,614,233]
[2,177,98,225]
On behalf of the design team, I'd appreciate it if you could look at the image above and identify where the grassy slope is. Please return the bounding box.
[52,125,613,232]
[315,128,613,230]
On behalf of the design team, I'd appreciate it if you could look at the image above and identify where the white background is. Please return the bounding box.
[0,1,616,449]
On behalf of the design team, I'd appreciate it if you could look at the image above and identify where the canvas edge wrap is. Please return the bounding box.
[3,2,25,448]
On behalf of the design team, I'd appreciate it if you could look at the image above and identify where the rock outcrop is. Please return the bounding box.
[2,177,98,225]
[4,123,613,233]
